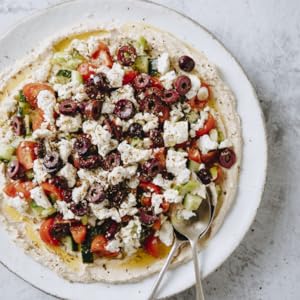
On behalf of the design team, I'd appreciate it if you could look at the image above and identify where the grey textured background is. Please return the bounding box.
[0,0,299,299]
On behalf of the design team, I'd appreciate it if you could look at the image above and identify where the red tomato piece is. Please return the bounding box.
[188,147,202,163]
[123,70,138,85]
[70,225,87,244]
[140,196,152,207]
[91,235,119,257]
[23,83,54,108]
[139,182,162,194]
[152,219,161,231]
[3,181,35,200]
[77,63,95,81]
[195,114,216,137]
[157,104,170,123]
[160,201,170,213]
[150,77,164,90]
[187,96,207,112]
[144,235,160,258]
[154,148,166,168]
[31,108,45,131]
[41,182,63,200]
[16,141,37,170]
[39,218,59,246]
[91,42,113,68]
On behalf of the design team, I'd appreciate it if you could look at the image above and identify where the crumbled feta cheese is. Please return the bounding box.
[30,186,52,209]
[105,238,122,253]
[170,104,184,122]
[108,165,137,186]
[151,194,164,215]
[72,181,89,203]
[33,159,49,184]
[157,52,170,75]
[209,129,218,142]
[37,90,56,125]
[163,121,188,147]
[119,217,142,255]
[77,168,109,187]
[8,196,28,213]
[197,134,218,154]
[160,71,176,90]
[70,39,89,57]
[185,75,201,99]
[53,81,88,101]
[101,97,115,114]
[99,63,124,88]
[90,204,121,222]
[56,114,82,133]
[111,85,137,106]
[33,60,51,82]
[219,139,233,149]
[55,201,75,220]
[197,86,209,101]
[190,108,210,137]
[166,149,190,184]
[0,97,17,115]
[58,139,73,163]
[118,141,152,165]
[179,209,196,220]
[119,193,138,217]
[87,36,102,56]
[153,174,172,189]
[134,113,159,133]
[82,120,118,157]
[57,163,77,188]
[163,189,183,203]
[32,128,55,139]
[158,221,174,246]
[127,177,140,189]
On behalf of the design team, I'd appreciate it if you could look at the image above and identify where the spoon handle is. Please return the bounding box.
[190,239,205,300]
[148,238,182,300]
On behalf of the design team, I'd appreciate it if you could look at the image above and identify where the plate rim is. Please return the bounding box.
[0,0,268,299]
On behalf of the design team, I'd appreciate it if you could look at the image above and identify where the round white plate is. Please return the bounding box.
[0,0,267,299]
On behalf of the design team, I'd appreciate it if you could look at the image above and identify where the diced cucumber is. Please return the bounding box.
[71,70,83,84]
[183,193,203,211]
[178,180,201,195]
[0,144,15,161]
[25,170,34,180]
[81,215,88,225]
[209,166,218,181]
[41,207,57,218]
[56,69,72,78]
[24,115,31,136]
[51,51,84,70]
[218,131,225,143]
[17,102,31,116]
[187,111,199,123]
[149,59,158,75]
[30,201,44,216]
[188,160,200,172]
[63,236,79,252]
[15,90,26,102]
[136,36,150,53]
[130,138,143,148]
[134,55,149,73]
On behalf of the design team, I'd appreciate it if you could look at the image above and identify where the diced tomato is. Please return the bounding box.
[41,182,63,200]
[39,218,59,246]
[91,42,113,68]
[77,62,95,81]
[123,70,138,85]
[3,180,35,200]
[144,235,160,258]
[139,182,162,194]
[70,225,87,244]
[31,108,45,131]
[16,141,37,170]
[161,201,170,213]
[201,150,219,164]
[140,196,152,207]
[23,83,54,108]
[157,104,170,123]
[152,219,161,231]
[154,148,166,168]
[195,114,216,137]
[188,147,201,163]
[151,77,164,90]
[91,235,119,257]
[187,96,207,112]
[121,215,133,223]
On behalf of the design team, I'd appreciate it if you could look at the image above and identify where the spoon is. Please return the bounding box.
[149,192,214,300]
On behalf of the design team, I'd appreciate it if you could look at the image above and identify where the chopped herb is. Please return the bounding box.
[56,69,72,78]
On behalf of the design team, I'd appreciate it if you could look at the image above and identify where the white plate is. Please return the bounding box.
[0,0,267,299]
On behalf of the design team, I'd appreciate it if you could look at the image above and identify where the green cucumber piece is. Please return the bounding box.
[51,51,84,70]
[187,111,199,123]
[63,236,79,252]
[56,69,72,78]
[188,160,200,172]
[30,201,44,216]
[218,130,225,143]
[17,102,31,116]
[71,70,83,84]
[149,59,158,76]
[134,56,149,73]
[15,90,26,102]
[183,193,203,211]
[24,115,31,136]
[25,170,34,180]
[0,144,15,161]
[209,166,218,181]
[81,215,88,225]
[178,180,200,196]
[136,36,150,53]
[40,207,57,218]
[130,138,143,148]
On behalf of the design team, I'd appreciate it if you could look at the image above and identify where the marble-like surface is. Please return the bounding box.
[0,0,299,299]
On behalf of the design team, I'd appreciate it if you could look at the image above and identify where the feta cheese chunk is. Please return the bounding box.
[99,63,124,88]
[55,201,75,220]
[158,221,174,246]
[56,114,82,133]
[111,85,137,106]
[151,194,164,215]
[57,163,77,188]
[166,149,190,184]
[219,139,232,149]
[133,113,159,133]
[153,174,172,189]
[30,186,52,209]
[160,71,176,90]
[197,86,209,101]
[32,128,55,140]
[119,217,142,255]
[197,134,218,154]
[179,209,196,220]
[108,165,138,186]
[105,238,121,253]
[8,196,28,213]
[72,181,89,203]
[163,189,183,203]
[163,121,188,147]
[37,90,56,125]
[90,204,121,223]
[118,141,151,165]
[190,108,209,138]
[185,75,201,99]
[77,168,109,187]
[70,39,89,57]
[33,159,49,184]
[119,193,138,217]
[58,139,73,163]
[157,52,170,75]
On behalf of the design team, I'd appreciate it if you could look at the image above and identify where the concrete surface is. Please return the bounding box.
[0,0,299,299]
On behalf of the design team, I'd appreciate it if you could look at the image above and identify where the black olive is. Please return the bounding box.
[117,45,137,66]
[127,123,144,138]
[11,115,25,136]
[59,99,78,116]
[197,168,212,185]
[43,152,62,174]
[87,183,106,204]
[74,135,92,156]
[174,75,192,96]
[178,55,195,72]
[114,99,135,120]
[7,160,24,180]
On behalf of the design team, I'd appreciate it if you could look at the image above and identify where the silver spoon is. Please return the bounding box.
[149,193,214,300]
